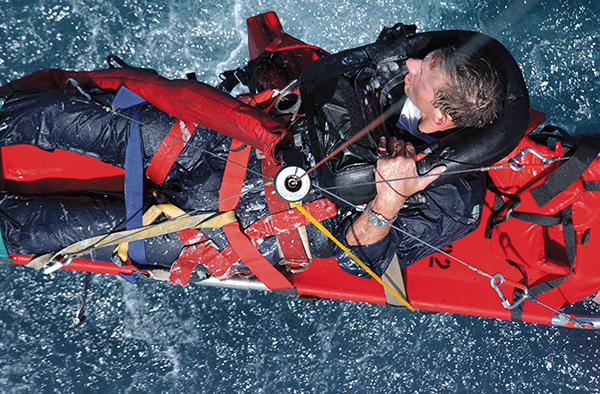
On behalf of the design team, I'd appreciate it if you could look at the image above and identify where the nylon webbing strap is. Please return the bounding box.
[511,206,576,273]
[510,205,576,321]
[261,160,310,264]
[583,181,600,191]
[223,222,294,290]
[113,86,148,265]
[484,182,521,239]
[511,211,561,227]
[219,140,294,290]
[531,137,600,207]
[146,119,196,185]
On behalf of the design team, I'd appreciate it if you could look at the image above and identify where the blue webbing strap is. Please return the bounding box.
[112,87,148,265]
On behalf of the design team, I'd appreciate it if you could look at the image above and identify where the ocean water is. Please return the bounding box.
[1,0,600,393]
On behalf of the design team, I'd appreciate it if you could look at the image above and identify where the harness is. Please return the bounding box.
[136,133,337,289]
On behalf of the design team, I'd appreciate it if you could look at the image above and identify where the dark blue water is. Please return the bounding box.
[1,0,600,392]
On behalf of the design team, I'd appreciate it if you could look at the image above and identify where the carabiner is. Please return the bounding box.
[490,273,529,310]
[43,254,75,275]
[507,147,560,172]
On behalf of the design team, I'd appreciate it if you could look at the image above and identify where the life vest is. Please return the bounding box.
[486,124,600,317]
[299,26,530,205]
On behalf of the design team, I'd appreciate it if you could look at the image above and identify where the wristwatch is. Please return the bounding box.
[365,201,397,227]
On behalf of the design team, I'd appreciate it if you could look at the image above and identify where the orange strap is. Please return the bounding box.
[147,119,196,185]
[222,222,294,289]
[169,242,219,286]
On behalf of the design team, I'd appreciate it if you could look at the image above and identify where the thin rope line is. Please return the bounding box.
[62,182,267,260]
[76,97,273,182]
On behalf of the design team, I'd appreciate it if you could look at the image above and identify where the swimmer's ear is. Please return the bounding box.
[433,110,454,129]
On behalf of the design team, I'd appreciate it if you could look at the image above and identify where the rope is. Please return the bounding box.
[70,88,586,325]
[290,202,417,311]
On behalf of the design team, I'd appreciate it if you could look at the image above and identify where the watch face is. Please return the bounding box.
[368,212,387,227]
[366,203,389,227]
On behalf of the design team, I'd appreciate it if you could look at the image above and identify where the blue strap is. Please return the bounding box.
[118,272,144,284]
[113,87,148,264]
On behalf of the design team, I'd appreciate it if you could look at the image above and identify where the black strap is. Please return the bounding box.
[510,288,525,322]
[511,211,561,226]
[531,136,600,207]
[105,55,158,75]
[584,181,600,191]
[510,205,576,320]
[528,124,576,150]
[484,181,521,239]
[511,205,576,270]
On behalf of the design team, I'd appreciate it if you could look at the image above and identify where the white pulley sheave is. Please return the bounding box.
[273,166,311,202]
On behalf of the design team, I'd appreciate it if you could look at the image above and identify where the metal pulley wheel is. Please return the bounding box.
[273,166,311,202]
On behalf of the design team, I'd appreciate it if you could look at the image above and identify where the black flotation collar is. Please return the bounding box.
[300,26,530,206]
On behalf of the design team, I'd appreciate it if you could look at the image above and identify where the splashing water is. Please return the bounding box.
[1,0,600,393]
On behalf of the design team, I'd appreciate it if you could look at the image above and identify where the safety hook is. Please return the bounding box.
[490,273,529,310]
[507,147,559,171]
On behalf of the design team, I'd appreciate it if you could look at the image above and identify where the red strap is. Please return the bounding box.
[216,140,294,289]
[245,199,337,241]
[222,222,294,289]
[169,242,219,286]
[147,119,196,185]
[219,139,252,212]
[262,160,309,263]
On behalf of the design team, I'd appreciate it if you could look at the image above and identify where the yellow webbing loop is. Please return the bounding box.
[115,204,191,261]
[290,202,416,311]
[27,208,236,270]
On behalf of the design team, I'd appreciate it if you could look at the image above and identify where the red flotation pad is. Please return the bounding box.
[6,68,293,163]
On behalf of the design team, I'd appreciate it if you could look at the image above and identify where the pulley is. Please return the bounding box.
[274,166,311,202]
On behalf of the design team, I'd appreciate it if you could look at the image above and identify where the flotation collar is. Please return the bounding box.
[300,26,530,205]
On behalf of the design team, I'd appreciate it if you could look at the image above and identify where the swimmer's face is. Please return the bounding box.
[404,50,454,133]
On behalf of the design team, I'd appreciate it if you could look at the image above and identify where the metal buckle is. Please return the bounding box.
[43,254,75,274]
[271,80,301,122]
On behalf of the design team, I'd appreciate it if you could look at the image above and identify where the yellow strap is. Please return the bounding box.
[27,210,236,270]
[115,204,191,261]
[290,202,416,311]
